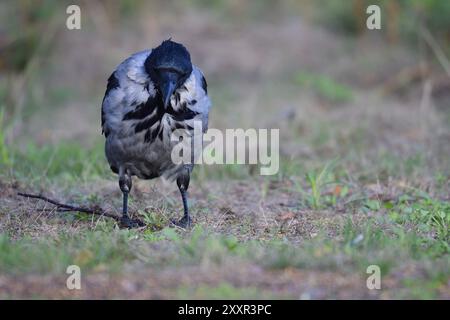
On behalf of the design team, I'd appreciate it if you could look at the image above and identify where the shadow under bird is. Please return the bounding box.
[101,40,211,228]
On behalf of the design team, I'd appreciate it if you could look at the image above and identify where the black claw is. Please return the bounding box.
[120,215,145,229]
[171,215,192,229]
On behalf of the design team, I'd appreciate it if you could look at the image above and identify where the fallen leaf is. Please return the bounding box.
[279,212,295,221]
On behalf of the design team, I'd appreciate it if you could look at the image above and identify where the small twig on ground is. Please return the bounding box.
[17,192,120,222]
[35,208,76,212]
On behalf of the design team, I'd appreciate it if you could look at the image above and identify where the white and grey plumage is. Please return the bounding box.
[101,40,211,228]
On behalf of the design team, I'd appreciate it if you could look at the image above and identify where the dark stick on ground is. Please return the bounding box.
[17,192,129,224]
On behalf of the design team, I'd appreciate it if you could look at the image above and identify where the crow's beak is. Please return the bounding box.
[161,80,176,109]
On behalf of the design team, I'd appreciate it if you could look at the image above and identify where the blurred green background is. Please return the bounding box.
[1,0,449,152]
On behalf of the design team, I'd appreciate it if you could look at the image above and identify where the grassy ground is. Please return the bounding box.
[0,1,449,299]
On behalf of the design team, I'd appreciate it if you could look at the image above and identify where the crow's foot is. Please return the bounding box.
[119,215,145,229]
[171,215,192,229]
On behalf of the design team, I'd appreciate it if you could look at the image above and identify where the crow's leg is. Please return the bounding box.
[172,173,192,228]
[118,167,142,228]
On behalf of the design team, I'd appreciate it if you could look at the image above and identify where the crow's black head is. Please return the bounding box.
[145,39,193,108]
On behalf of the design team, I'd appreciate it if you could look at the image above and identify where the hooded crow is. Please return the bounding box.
[101,40,211,228]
